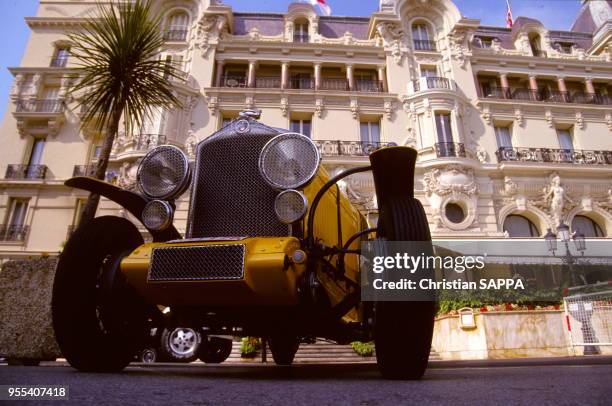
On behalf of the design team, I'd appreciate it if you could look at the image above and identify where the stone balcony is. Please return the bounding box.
[479,87,611,106]
[0,225,29,243]
[407,77,454,95]
[13,98,66,137]
[4,164,48,180]
[313,140,397,158]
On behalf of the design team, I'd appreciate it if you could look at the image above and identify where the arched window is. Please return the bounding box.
[572,215,604,237]
[412,23,435,51]
[293,20,309,43]
[165,11,190,41]
[529,33,545,57]
[503,215,540,237]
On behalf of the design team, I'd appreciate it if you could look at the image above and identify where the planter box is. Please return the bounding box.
[433,310,573,360]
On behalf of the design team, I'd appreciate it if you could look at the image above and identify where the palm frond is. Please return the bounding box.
[67,0,183,133]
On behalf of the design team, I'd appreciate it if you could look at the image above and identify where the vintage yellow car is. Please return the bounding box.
[52,110,435,379]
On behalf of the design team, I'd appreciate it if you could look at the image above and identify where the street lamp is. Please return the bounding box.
[544,222,600,355]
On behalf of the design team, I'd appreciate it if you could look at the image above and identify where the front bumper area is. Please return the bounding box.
[120,237,305,306]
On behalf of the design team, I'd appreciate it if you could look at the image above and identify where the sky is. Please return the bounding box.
[0,0,585,117]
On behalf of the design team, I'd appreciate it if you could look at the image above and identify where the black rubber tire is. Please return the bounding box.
[51,216,150,372]
[159,328,201,363]
[198,337,233,364]
[374,198,436,380]
[139,348,157,364]
[269,336,300,366]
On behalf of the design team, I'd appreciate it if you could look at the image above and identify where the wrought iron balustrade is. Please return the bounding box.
[163,28,188,41]
[50,57,68,67]
[496,147,612,165]
[289,77,315,90]
[5,164,48,180]
[0,225,29,242]
[15,99,65,113]
[355,80,384,92]
[313,140,397,157]
[434,142,467,158]
[413,39,437,51]
[255,76,282,89]
[320,78,350,91]
[480,87,611,105]
[134,134,167,151]
[73,165,97,177]
[222,75,248,88]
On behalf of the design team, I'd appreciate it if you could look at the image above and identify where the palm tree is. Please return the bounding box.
[68,0,182,225]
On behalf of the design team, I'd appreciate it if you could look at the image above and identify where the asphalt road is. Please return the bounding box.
[1,359,611,405]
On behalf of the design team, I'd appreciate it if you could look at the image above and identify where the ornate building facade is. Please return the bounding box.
[0,0,611,258]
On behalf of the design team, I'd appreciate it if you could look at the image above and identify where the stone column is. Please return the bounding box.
[314,63,321,91]
[377,65,388,92]
[281,61,290,90]
[247,60,257,88]
[585,77,595,94]
[215,60,225,87]
[557,76,568,102]
[499,73,509,98]
[346,64,355,91]
[528,74,538,100]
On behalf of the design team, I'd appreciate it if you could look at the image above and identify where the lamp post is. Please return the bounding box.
[544,224,599,355]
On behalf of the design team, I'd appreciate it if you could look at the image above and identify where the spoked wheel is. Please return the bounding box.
[374,198,436,380]
[160,328,200,363]
[198,337,233,364]
[269,335,300,366]
[52,216,152,372]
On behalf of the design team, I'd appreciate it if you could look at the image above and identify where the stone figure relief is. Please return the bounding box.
[540,174,574,226]
[376,22,407,65]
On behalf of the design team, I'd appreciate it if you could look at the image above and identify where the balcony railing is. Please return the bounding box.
[50,57,68,67]
[293,34,310,43]
[163,28,188,41]
[313,140,397,157]
[222,75,248,88]
[164,69,189,83]
[134,134,167,151]
[496,147,612,165]
[412,76,451,93]
[255,76,282,89]
[289,77,315,90]
[320,78,350,91]
[73,165,97,177]
[5,164,48,180]
[435,142,467,158]
[480,87,611,105]
[0,225,29,242]
[15,99,65,113]
[413,39,437,51]
[355,80,384,92]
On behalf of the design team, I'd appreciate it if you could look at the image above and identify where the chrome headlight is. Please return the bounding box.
[137,145,190,200]
[142,200,173,231]
[274,189,308,224]
[259,133,321,190]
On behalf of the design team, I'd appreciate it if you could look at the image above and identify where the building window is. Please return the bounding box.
[554,42,573,54]
[293,22,309,43]
[51,46,70,67]
[494,125,513,149]
[420,66,437,78]
[435,112,453,144]
[360,120,380,144]
[503,215,539,237]
[26,137,46,178]
[165,11,189,41]
[529,33,545,57]
[556,128,573,151]
[412,23,434,50]
[572,215,604,237]
[1,198,29,242]
[473,36,494,48]
[445,203,466,224]
[290,118,312,138]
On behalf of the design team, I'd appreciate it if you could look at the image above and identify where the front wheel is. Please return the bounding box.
[160,328,201,363]
[52,216,151,372]
[374,198,436,380]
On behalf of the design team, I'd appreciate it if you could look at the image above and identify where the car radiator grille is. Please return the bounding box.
[148,245,245,281]
[187,120,289,238]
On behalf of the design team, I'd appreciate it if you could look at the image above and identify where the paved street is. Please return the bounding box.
[1,358,611,405]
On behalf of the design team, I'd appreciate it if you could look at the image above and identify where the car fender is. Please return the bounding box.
[65,177,181,242]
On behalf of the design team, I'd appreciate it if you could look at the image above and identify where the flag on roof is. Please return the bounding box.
[309,0,332,16]
[506,0,514,28]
